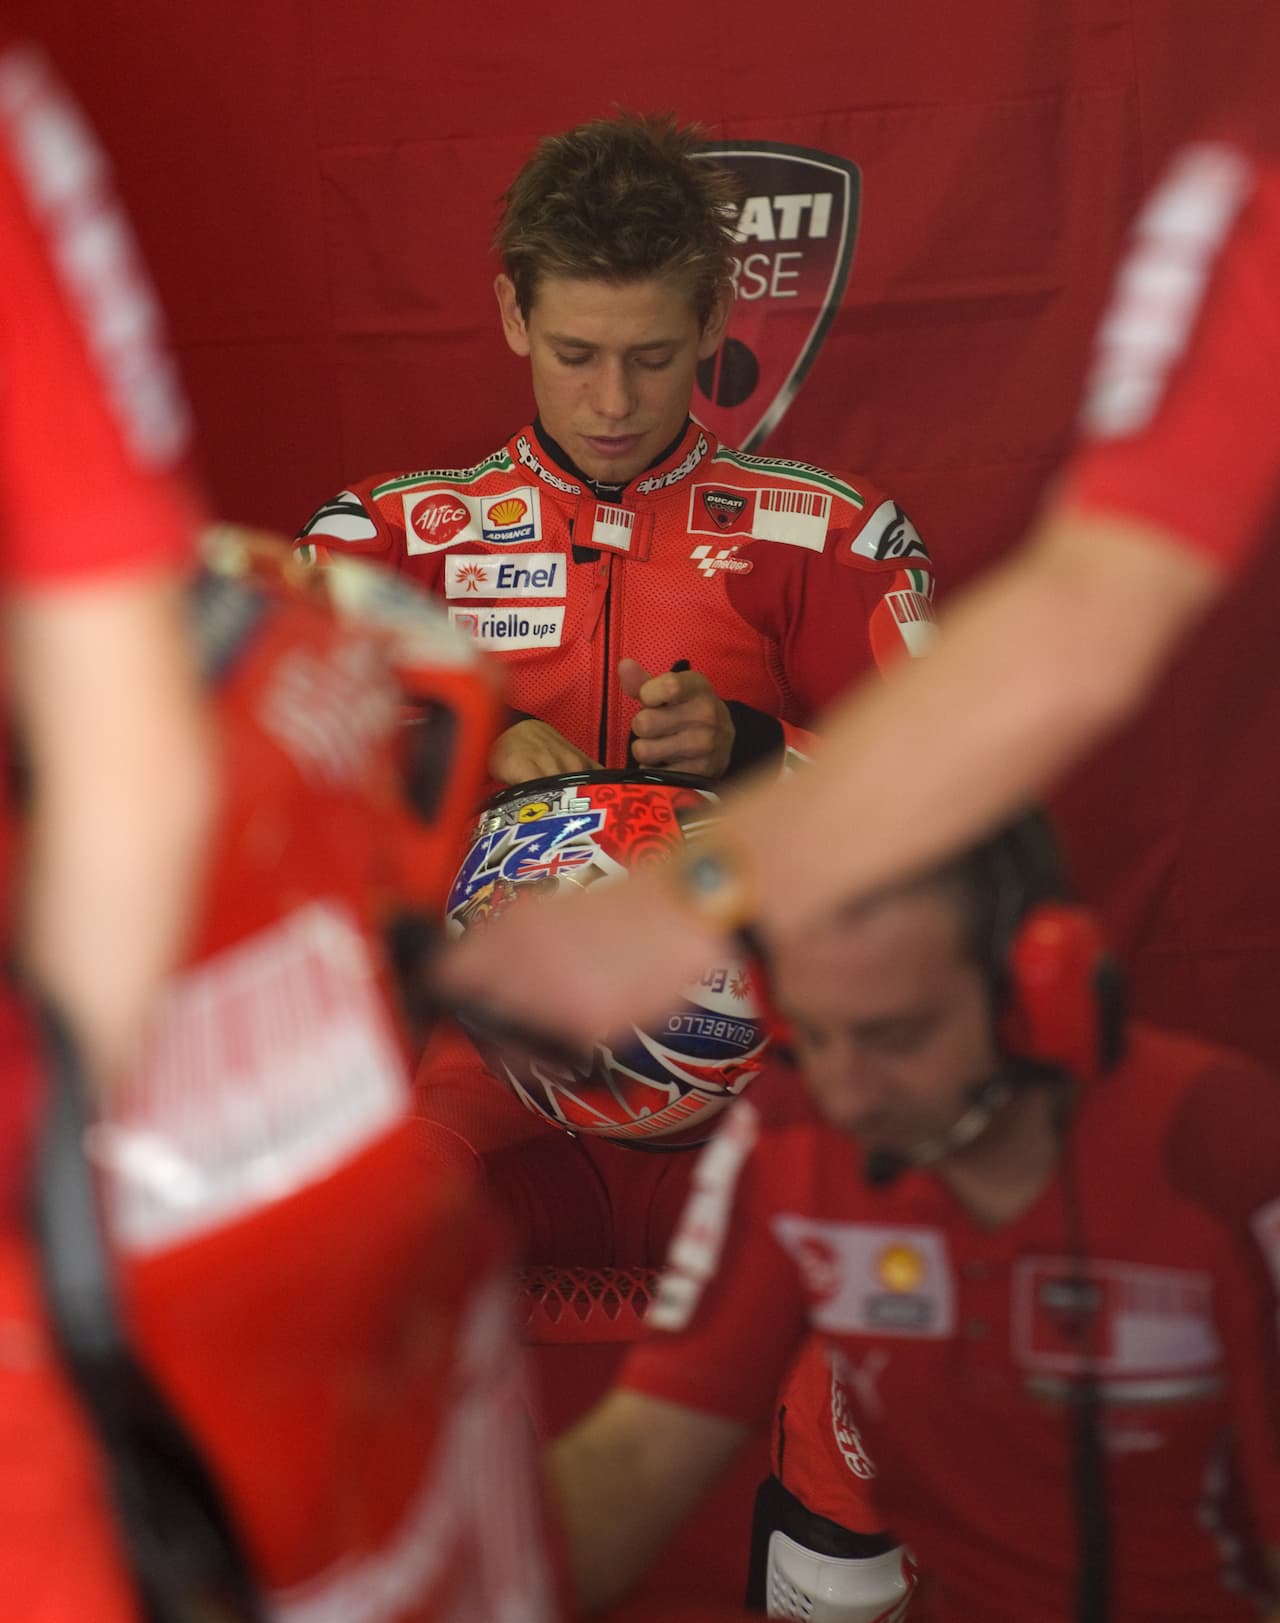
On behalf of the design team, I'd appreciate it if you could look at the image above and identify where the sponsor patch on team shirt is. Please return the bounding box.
[93,902,406,1253]
[689,482,830,549]
[771,1218,956,1338]
[828,1350,877,1479]
[444,552,565,599]
[403,486,544,554]
[843,499,930,565]
[448,605,565,651]
[1012,1257,1222,1380]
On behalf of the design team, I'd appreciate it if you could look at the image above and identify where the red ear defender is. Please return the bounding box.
[1000,904,1126,1082]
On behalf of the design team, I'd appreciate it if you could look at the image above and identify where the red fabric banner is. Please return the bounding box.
[15,0,1280,1065]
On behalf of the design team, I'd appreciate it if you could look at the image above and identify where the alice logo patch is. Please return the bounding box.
[692,142,861,450]
[404,490,477,554]
[690,544,752,578]
[443,552,565,599]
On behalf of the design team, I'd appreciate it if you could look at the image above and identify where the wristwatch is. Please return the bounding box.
[665,834,758,935]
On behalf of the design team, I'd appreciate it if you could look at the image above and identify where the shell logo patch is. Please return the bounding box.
[488,497,527,527]
[480,487,540,544]
[876,1243,926,1294]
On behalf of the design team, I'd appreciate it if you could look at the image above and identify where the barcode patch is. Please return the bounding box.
[752,486,831,551]
[886,589,937,657]
[758,488,829,518]
[590,504,635,553]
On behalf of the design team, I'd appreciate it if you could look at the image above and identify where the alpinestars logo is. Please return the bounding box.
[690,544,752,578]
[634,432,709,495]
[693,142,861,450]
[514,434,580,495]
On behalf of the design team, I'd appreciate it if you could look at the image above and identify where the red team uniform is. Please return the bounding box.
[0,38,199,1213]
[1065,109,1280,572]
[0,37,200,1619]
[0,43,557,1622]
[624,1028,1280,1621]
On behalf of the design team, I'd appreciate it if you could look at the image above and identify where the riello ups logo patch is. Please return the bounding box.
[694,142,862,450]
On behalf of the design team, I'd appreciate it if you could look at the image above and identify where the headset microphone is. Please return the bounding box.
[863,1147,909,1189]
[860,1076,1015,1190]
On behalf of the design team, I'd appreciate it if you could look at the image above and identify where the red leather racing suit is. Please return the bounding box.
[296,419,935,774]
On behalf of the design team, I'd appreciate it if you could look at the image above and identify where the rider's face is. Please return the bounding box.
[496,272,727,484]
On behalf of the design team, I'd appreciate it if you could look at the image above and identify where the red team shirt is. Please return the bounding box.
[0,41,199,1209]
[1065,109,1280,571]
[0,45,562,1623]
[623,1026,1280,1622]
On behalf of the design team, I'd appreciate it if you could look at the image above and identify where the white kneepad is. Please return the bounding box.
[765,1530,914,1623]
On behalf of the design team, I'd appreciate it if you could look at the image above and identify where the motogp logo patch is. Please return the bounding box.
[690,545,752,578]
[693,142,861,450]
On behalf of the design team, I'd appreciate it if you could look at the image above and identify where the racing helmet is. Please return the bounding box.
[446,770,770,1146]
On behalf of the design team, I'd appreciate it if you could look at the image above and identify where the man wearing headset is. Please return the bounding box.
[438,98,1280,1048]
[549,820,1280,1622]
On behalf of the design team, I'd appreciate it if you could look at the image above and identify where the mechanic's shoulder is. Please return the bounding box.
[1123,1021,1280,1211]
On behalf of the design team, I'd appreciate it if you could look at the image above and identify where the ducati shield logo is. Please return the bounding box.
[693,142,862,450]
[701,489,750,531]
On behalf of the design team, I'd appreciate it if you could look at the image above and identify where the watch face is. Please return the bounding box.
[688,853,727,895]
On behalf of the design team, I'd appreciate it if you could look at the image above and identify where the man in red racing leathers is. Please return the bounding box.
[295,111,937,1186]
[296,113,934,1609]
